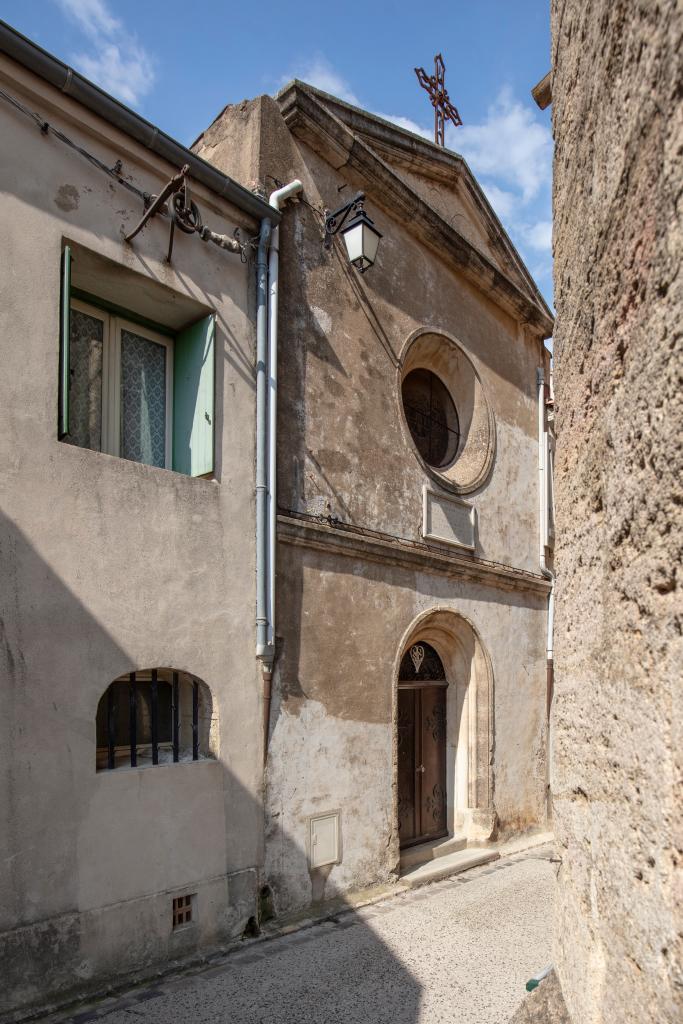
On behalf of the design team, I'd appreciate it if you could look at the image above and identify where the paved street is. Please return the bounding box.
[50,846,554,1024]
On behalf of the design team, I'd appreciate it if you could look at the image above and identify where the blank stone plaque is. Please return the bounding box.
[422,485,476,550]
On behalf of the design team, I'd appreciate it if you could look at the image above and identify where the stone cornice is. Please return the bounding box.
[362,134,545,310]
[277,514,552,596]
[290,89,548,311]
[277,81,554,339]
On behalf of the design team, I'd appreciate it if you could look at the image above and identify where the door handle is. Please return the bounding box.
[416,764,425,773]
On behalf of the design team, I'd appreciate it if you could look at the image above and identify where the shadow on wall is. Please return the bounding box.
[266,538,501,918]
[0,510,423,1024]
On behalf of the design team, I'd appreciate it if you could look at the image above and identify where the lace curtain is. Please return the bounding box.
[66,308,103,451]
[120,329,167,468]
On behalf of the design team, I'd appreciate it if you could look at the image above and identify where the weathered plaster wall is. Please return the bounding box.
[197,91,551,912]
[0,61,262,1018]
[389,162,504,271]
[551,2,682,1022]
[197,97,545,572]
[267,542,548,912]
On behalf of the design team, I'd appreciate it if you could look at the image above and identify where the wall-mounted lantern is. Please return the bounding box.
[324,192,382,273]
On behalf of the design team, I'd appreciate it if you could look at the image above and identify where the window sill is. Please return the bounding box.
[56,439,220,484]
[96,755,217,775]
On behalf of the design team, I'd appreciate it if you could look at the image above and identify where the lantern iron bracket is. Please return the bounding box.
[323,191,366,249]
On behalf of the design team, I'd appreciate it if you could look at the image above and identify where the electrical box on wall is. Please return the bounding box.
[309,811,341,869]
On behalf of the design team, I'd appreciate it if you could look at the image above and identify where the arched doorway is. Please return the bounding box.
[395,610,495,850]
[397,642,448,848]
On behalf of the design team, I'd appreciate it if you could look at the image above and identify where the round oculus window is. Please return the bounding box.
[401,368,460,469]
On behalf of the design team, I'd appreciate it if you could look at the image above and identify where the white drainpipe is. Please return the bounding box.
[537,367,555,662]
[255,217,272,662]
[254,179,302,762]
[266,180,303,650]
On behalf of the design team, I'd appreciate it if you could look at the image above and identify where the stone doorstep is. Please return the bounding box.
[398,827,555,881]
[399,833,468,870]
[399,846,500,887]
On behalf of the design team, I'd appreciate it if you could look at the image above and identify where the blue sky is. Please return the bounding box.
[2,0,553,303]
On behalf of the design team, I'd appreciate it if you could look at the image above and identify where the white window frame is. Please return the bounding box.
[70,299,174,469]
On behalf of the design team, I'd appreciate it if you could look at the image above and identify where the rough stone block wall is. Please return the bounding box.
[551,2,682,1022]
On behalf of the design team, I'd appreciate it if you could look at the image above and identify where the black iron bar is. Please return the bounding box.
[192,680,199,761]
[172,672,179,762]
[129,672,137,768]
[107,685,116,770]
[151,669,159,765]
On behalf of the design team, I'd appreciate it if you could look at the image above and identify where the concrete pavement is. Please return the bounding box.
[39,845,555,1024]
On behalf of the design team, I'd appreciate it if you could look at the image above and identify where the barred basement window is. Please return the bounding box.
[95,669,215,770]
[172,894,194,928]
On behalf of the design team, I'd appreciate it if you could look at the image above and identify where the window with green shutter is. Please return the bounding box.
[59,245,215,477]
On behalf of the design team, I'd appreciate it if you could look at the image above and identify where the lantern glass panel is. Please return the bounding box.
[341,221,365,264]
[361,222,381,266]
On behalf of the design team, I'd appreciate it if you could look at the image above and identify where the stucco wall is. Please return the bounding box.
[267,542,549,912]
[390,162,504,271]
[551,2,682,1022]
[197,92,552,912]
[0,60,262,1018]
[198,95,547,573]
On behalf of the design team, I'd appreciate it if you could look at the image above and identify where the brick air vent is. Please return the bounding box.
[172,894,194,928]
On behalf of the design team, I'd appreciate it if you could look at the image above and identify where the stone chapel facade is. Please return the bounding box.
[194,83,555,912]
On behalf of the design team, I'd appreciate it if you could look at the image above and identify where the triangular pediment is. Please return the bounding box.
[277,81,553,336]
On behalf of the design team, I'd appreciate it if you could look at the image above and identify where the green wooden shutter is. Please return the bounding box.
[172,314,215,477]
[58,246,72,438]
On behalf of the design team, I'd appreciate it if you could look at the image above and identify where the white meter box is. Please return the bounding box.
[308,811,341,869]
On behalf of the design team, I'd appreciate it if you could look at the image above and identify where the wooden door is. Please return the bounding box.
[398,688,418,842]
[419,686,447,840]
[398,685,447,848]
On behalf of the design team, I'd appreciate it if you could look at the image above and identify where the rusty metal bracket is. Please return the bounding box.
[125,162,248,263]
[124,163,190,243]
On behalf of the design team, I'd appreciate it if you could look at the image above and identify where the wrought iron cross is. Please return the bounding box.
[414,53,462,146]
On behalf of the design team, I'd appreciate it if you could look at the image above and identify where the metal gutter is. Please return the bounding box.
[0,20,279,224]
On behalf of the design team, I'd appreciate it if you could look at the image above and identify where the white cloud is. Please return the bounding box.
[450,86,551,203]
[523,220,553,252]
[57,0,119,36]
[480,182,517,221]
[280,56,360,106]
[448,87,552,301]
[376,112,432,140]
[55,0,155,106]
